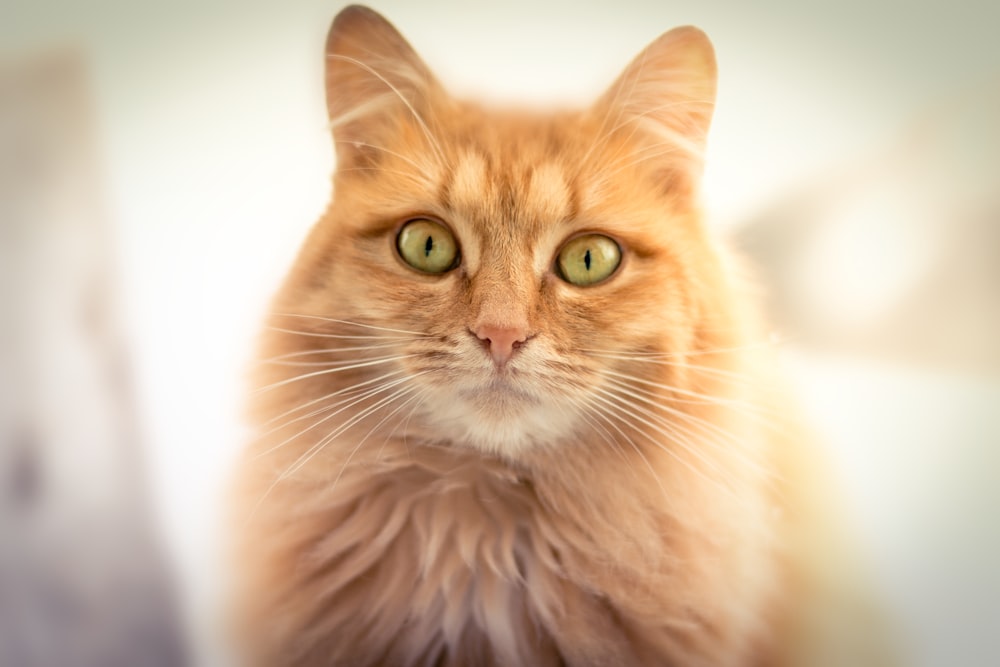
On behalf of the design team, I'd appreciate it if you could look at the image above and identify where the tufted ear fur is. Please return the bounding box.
[324,5,443,169]
[595,26,717,188]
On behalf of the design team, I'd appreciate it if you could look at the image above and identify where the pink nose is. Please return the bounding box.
[473,324,529,366]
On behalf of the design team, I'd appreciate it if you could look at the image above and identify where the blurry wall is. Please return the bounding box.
[0,52,186,666]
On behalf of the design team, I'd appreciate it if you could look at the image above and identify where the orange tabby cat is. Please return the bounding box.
[229,6,890,666]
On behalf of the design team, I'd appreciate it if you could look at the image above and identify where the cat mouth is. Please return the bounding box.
[460,376,539,405]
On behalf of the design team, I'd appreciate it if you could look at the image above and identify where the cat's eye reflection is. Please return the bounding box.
[556,234,621,286]
[396,218,459,274]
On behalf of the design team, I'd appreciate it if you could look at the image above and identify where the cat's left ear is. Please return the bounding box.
[596,26,717,174]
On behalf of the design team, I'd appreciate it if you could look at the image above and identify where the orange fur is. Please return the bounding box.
[228,6,892,666]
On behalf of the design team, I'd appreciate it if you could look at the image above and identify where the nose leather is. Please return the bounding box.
[473,324,528,366]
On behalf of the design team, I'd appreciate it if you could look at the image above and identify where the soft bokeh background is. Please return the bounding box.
[3,0,998,665]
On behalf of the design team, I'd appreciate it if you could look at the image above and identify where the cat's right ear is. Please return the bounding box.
[324,5,442,169]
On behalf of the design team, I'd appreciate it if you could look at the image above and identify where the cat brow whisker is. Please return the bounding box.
[333,139,428,174]
[336,166,437,189]
[269,313,432,338]
[601,146,684,181]
[325,53,447,166]
[597,130,678,185]
[585,96,715,195]
[595,102,715,184]
[607,97,715,157]
[253,355,417,394]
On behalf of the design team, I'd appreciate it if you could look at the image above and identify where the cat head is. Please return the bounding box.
[259,6,738,461]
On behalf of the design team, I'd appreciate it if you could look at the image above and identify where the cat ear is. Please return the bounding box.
[597,26,717,175]
[324,5,441,168]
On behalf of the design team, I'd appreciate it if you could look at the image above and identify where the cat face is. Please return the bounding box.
[262,7,727,460]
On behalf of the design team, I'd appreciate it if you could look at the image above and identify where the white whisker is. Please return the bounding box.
[264,358,400,368]
[254,372,426,460]
[376,386,431,462]
[575,399,643,483]
[599,370,779,425]
[601,377,777,482]
[332,139,428,175]
[580,395,673,508]
[586,351,761,384]
[600,368,771,417]
[328,387,425,488]
[258,344,405,366]
[590,388,742,502]
[259,370,405,428]
[244,381,422,526]
[279,383,420,482]
[580,339,784,359]
[269,314,432,338]
[253,354,417,394]
[266,326,416,341]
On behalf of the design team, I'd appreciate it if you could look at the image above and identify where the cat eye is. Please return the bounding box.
[396,218,459,274]
[555,234,622,286]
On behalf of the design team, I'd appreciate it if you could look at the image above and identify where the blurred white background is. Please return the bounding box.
[3,1,998,665]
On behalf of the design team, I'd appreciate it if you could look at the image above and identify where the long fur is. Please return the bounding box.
[228,6,892,666]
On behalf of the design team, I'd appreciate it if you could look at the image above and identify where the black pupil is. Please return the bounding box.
[424,235,433,257]
[584,248,592,271]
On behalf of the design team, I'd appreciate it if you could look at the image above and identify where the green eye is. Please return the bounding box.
[396,218,459,274]
[556,234,621,286]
